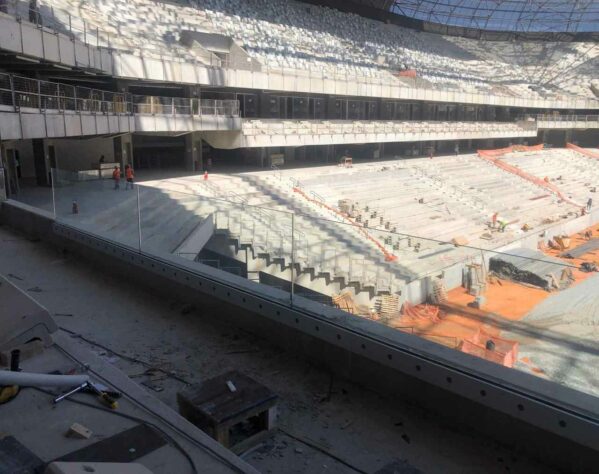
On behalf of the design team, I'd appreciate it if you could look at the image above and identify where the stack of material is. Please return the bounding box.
[489,248,573,291]
[560,238,599,259]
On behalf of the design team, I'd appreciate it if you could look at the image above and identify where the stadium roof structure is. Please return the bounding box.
[392,1,599,33]
[374,1,599,33]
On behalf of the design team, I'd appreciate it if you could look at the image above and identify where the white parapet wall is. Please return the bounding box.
[0,13,112,73]
[203,119,539,149]
[537,117,599,129]
[0,108,135,140]
[134,115,241,133]
[110,52,599,110]
[1,13,598,111]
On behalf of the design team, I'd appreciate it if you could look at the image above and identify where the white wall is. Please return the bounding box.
[47,137,115,171]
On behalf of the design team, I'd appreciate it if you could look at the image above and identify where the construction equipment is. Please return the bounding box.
[54,381,120,409]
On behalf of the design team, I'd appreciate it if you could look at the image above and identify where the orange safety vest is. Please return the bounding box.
[126,168,134,179]
[113,169,120,180]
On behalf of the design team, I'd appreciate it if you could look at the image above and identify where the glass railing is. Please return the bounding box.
[12,167,598,408]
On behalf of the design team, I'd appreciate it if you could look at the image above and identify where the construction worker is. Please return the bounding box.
[491,212,498,228]
[498,220,508,233]
[125,164,135,190]
[587,197,593,212]
[112,166,120,190]
[203,170,208,181]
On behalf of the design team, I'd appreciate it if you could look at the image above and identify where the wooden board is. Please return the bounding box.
[52,424,166,464]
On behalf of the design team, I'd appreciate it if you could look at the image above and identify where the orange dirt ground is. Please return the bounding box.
[405,224,599,355]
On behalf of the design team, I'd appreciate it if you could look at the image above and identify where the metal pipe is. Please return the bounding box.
[0,371,89,388]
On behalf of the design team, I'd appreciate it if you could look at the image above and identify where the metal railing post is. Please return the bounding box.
[290,212,295,306]
[137,185,142,252]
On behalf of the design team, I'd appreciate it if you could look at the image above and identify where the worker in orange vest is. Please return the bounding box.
[491,212,498,228]
[125,164,135,190]
[112,166,121,190]
[203,171,208,180]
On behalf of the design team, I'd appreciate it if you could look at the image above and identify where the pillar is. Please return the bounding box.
[0,142,6,201]
[114,134,134,169]
[184,132,203,172]
[564,129,572,145]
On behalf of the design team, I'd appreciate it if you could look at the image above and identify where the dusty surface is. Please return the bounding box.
[0,223,556,474]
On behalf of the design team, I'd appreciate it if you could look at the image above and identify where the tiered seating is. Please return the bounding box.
[500,149,599,205]
[263,152,584,250]
[24,0,598,100]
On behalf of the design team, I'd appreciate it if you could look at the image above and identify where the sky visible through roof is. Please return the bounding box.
[390,1,599,32]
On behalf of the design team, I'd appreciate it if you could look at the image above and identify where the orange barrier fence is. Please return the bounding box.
[566,143,599,160]
[477,145,581,208]
[460,329,519,368]
[292,187,398,262]
[401,301,441,323]
[477,144,543,158]
[397,69,417,78]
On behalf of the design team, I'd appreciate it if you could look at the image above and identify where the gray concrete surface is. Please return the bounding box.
[0,222,559,474]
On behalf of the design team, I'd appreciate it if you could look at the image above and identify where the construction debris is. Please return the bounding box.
[489,248,573,291]
[66,423,93,440]
[560,238,599,259]
[580,262,598,273]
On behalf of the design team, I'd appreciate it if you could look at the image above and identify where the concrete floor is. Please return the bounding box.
[0,222,557,474]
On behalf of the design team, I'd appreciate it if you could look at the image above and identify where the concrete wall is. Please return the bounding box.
[0,110,135,140]
[0,13,112,73]
[46,137,115,171]
[3,140,35,178]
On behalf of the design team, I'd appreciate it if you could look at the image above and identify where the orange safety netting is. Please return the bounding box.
[476,145,581,208]
[397,69,417,78]
[477,144,544,158]
[460,328,519,368]
[293,187,398,262]
[566,143,599,160]
[401,301,441,323]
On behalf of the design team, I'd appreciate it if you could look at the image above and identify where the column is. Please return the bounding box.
[184,132,203,172]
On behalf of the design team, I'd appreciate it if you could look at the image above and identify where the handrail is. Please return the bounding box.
[0,72,240,118]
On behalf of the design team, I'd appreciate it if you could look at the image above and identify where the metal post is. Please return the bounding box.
[290,212,295,305]
[137,185,142,252]
[51,168,57,219]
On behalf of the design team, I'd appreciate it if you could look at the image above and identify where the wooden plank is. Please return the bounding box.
[52,424,166,464]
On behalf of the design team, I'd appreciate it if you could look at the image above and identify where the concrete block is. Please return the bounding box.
[66,423,92,440]
[0,340,45,367]
[0,276,57,352]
